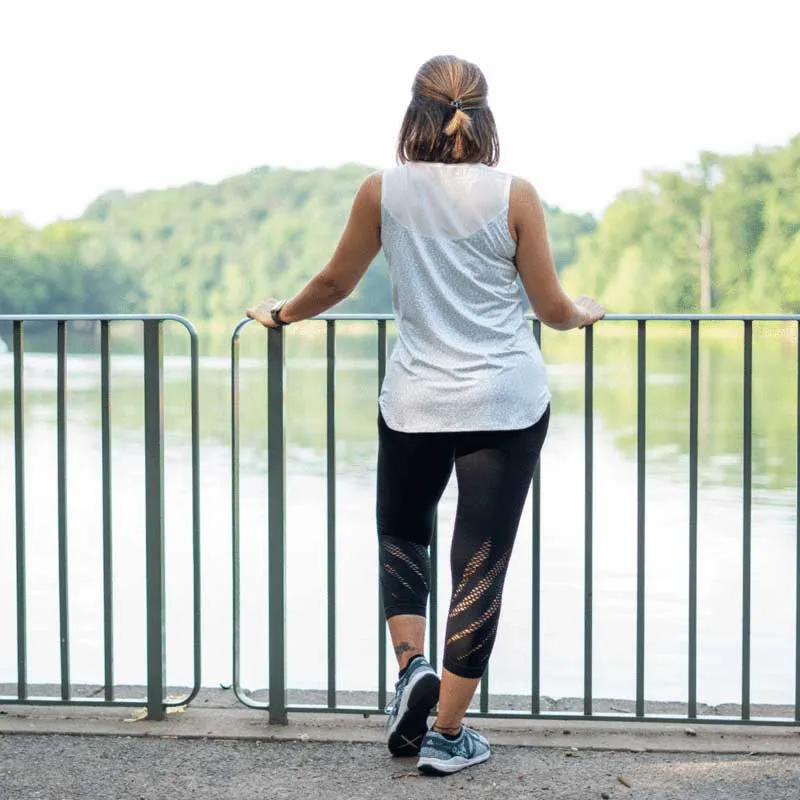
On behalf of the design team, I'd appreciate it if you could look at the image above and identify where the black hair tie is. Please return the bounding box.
[450,99,464,110]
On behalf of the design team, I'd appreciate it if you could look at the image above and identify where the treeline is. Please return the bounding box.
[1,138,798,319]
[0,215,138,314]
[0,163,593,320]
[562,135,800,313]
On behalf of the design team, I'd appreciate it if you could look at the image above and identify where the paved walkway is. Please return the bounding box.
[3,733,800,800]
[2,693,799,799]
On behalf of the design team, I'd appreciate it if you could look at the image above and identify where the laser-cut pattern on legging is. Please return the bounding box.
[384,541,428,585]
[379,536,431,615]
[446,593,502,645]
[456,619,499,661]
[449,548,511,619]
[382,562,415,595]
[451,539,491,599]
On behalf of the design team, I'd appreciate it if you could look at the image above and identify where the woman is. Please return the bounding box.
[247,54,604,775]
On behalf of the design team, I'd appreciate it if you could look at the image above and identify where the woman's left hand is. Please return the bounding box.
[246,298,282,328]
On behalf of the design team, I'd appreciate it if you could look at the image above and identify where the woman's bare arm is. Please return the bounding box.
[510,177,603,330]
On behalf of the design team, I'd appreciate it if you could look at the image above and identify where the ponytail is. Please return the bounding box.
[444,103,476,160]
[444,107,471,137]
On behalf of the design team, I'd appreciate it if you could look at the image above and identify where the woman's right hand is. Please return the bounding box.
[574,296,605,328]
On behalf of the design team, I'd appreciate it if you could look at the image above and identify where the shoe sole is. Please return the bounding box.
[417,749,491,775]
[387,671,440,757]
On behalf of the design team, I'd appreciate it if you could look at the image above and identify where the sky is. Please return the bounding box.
[1,0,798,226]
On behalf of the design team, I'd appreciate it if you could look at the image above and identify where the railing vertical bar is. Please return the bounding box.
[480,666,489,714]
[189,325,202,699]
[377,320,387,711]
[13,321,27,700]
[143,320,166,721]
[100,321,114,702]
[531,319,542,715]
[326,320,337,709]
[57,321,70,700]
[796,321,800,723]
[267,327,287,724]
[231,327,242,700]
[636,320,647,717]
[584,325,594,716]
[429,519,439,671]
[742,320,753,721]
[688,320,699,719]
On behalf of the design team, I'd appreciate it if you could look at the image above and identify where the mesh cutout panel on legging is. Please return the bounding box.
[380,537,431,615]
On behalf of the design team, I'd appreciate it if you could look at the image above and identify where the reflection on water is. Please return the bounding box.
[0,321,797,705]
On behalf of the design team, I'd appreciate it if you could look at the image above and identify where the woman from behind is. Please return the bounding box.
[247,54,604,775]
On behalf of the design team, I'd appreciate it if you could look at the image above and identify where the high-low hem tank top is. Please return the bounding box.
[378,162,551,433]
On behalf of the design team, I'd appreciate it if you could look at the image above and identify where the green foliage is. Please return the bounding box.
[541,202,597,272]
[0,163,595,320]
[80,164,391,317]
[0,215,138,315]
[2,139,798,321]
[563,136,800,313]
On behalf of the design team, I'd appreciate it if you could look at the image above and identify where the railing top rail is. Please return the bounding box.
[233,312,800,325]
[576,313,800,322]
[0,314,199,337]
[6,312,797,328]
[0,313,191,321]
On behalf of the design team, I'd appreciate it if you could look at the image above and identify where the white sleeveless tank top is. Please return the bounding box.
[378,161,551,433]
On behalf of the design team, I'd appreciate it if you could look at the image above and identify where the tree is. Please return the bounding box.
[562,136,800,314]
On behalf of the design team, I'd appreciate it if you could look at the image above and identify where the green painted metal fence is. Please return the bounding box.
[231,314,800,727]
[3,312,799,727]
[0,315,202,720]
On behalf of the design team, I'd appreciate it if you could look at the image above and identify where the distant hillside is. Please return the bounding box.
[5,135,800,323]
[78,163,596,318]
[80,164,387,318]
[0,163,596,319]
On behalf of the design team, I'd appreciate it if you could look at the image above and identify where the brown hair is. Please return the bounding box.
[397,55,500,166]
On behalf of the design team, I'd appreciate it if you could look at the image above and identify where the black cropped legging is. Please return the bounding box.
[377,406,550,679]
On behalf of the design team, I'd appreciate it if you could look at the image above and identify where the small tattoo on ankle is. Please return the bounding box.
[394,642,416,657]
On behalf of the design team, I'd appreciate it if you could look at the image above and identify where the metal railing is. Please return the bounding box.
[0,315,202,720]
[231,313,800,726]
[3,312,798,726]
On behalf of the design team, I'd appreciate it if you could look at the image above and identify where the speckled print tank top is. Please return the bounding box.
[379,162,551,433]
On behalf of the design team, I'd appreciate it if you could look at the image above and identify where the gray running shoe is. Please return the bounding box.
[417,726,491,775]
[385,656,440,756]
